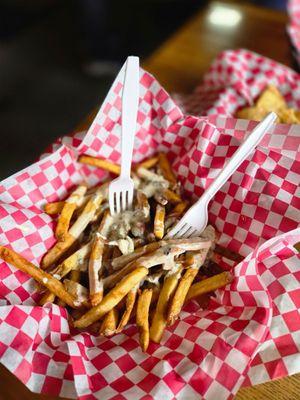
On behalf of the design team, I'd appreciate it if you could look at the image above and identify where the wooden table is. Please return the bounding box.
[1,1,299,399]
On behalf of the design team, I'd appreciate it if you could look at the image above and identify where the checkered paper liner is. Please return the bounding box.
[288,0,300,67]
[0,58,300,400]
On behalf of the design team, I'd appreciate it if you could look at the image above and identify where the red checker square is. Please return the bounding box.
[216,363,241,391]
[274,334,299,357]
[99,339,116,351]
[140,357,161,373]
[249,352,263,367]
[52,350,69,363]
[282,310,300,332]
[234,333,259,357]
[230,199,243,213]
[0,263,14,280]
[13,210,28,225]
[32,351,51,374]
[206,321,227,336]
[25,232,43,247]
[92,138,102,152]
[223,222,237,237]
[269,261,291,279]
[141,73,154,88]
[288,289,300,309]
[274,165,289,179]
[13,358,31,384]
[140,396,153,400]
[279,216,298,232]
[50,176,63,190]
[137,111,147,125]
[115,354,136,373]
[211,156,226,169]
[89,373,107,392]
[5,307,28,329]
[189,367,213,396]
[265,182,280,197]
[218,206,229,220]
[230,319,249,331]
[273,198,289,215]
[156,88,168,105]
[0,281,10,298]
[283,136,299,150]
[10,330,33,356]
[16,172,30,183]
[245,231,259,249]
[281,179,297,193]
[262,224,278,240]
[211,337,232,361]
[168,107,182,121]
[163,370,185,394]
[105,134,119,147]
[268,279,286,298]
[0,342,8,358]
[103,103,112,114]
[264,358,288,380]
[163,351,185,369]
[188,343,207,364]
[8,184,26,200]
[120,337,139,352]
[41,376,63,396]
[28,188,43,203]
[5,228,24,242]
[31,214,46,227]
[110,375,134,392]
[32,171,48,186]
[138,373,160,393]
[245,275,265,290]
[71,356,86,374]
[291,195,300,208]
[30,306,45,321]
[185,326,203,342]
[63,364,74,380]
[254,207,269,223]
[14,286,30,302]
[110,395,126,400]
[227,182,239,197]
[91,123,100,137]
[164,333,183,350]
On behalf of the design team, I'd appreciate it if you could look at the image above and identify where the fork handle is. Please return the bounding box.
[120,56,139,178]
[202,112,277,203]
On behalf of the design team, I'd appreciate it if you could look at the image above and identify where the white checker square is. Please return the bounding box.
[274,293,298,313]
[26,373,47,393]
[204,380,231,400]
[258,339,282,363]
[125,366,147,384]
[224,348,250,373]
[100,364,123,384]
[93,386,118,400]
[151,380,174,400]
[282,354,300,376]
[2,347,24,371]
[269,315,290,338]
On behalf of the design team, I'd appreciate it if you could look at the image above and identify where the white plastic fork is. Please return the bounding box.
[109,56,139,215]
[167,112,277,239]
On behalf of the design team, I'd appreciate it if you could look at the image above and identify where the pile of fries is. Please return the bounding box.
[236,85,300,124]
[0,153,234,351]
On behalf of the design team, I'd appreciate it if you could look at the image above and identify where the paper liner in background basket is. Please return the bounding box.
[0,54,299,399]
[288,0,300,67]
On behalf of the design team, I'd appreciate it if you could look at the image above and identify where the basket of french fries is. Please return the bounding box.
[0,56,299,400]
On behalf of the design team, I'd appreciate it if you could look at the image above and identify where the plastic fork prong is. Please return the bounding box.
[181,226,194,238]
[121,191,127,212]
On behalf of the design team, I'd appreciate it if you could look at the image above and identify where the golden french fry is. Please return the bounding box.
[150,266,182,343]
[70,270,81,282]
[135,156,159,170]
[116,288,137,333]
[54,242,91,278]
[100,308,119,336]
[278,108,300,124]
[63,279,89,307]
[112,241,160,270]
[154,204,165,239]
[136,288,153,352]
[74,267,148,329]
[167,267,199,326]
[79,155,121,175]
[158,152,176,185]
[56,184,87,241]
[236,106,269,122]
[0,246,78,308]
[42,191,103,269]
[168,202,188,218]
[89,235,105,306]
[136,191,150,219]
[214,244,243,263]
[44,201,64,215]
[163,189,181,204]
[186,271,233,302]
[39,291,56,306]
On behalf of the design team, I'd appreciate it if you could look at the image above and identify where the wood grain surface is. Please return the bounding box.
[1,1,299,399]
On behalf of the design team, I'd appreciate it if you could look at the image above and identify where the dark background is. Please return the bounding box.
[0,0,287,180]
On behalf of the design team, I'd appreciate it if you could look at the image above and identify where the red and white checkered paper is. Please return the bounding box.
[0,53,300,399]
[288,0,300,66]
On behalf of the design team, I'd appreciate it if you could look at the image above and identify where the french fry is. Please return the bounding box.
[116,287,137,333]
[63,279,89,307]
[163,189,181,204]
[79,155,121,175]
[135,156,159,170]
[42,191,103,269]
[214,244,243,263]
[56,184,87,241]
[44,201,64,215]
[136,191,150,219]
[104,245,186,290]
[74,267,148,328]
[112,241,160,270]
[168,202,187,218]
[88,235,105,306]
[136,288,153,352]
[186,271,233,302]
[0,246,79,308]
[100,308,119,336]
[158,152,176,185]
[154,193,168,205]
[167,267,198,326]
[53,242,91,278]
[39,291,56,306]
[70,270,81,282]
[154,204,165,239]
[150,265,182,343]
